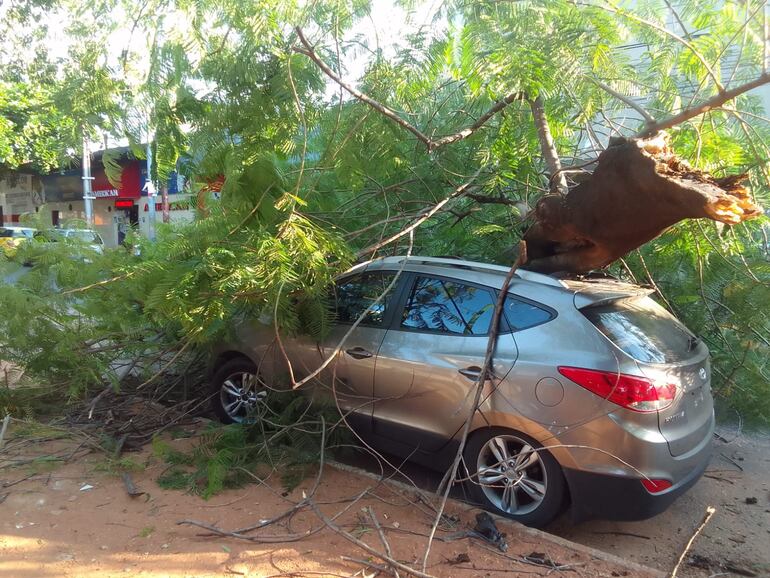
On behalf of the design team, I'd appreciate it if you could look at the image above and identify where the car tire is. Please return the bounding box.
[463,427,566,528]
[211,357,268,424]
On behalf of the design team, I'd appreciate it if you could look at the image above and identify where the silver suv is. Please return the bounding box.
[209,256,714,527]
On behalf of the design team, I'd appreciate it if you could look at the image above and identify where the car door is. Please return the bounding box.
[287,271,399,422]
[372,274,518,451]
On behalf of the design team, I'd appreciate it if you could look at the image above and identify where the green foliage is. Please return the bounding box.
[1,0,769,427]
[154,392,346,498]
[0,384,65,419]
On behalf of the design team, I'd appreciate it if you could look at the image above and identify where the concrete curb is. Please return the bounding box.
[329,459,665,578]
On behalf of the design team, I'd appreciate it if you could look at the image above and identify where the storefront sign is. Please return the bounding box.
[94,189,120,198]
[43,160,142,202]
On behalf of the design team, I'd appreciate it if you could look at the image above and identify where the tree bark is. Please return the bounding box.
[528,96,568,194]
[523,133,763,274]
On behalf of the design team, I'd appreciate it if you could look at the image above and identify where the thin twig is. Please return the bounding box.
[367,506,400,578]
[291,229,415,390]
[588,77,655,123]
[669,506,717,578]
[422,241,528,573]
[294,27,522,152]
[307,499,436,578]
[355,169,482,259]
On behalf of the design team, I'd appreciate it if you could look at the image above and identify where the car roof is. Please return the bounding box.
[347,256,652,308]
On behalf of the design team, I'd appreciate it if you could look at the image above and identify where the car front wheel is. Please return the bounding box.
[211,358,268,424]
[463,428,566,528]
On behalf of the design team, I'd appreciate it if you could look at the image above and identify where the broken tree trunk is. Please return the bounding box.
[523,133,763,274]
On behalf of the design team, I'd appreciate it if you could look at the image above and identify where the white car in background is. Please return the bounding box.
[59,229,105,254]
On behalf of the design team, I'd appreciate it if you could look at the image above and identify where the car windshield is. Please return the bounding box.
[582,297,696,364]
[68,230,102,244]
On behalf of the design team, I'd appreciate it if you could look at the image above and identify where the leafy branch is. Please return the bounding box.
[294,27,524,152]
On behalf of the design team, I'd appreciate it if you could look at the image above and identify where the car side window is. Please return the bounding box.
[504,295,554,331]
[333,272,395,326]
[401,276,495,335]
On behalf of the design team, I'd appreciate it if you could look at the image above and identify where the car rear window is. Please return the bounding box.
[582,297,696,363]
[504,296,554,331]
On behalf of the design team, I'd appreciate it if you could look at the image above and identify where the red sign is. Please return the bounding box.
[93,161,142,199]
[115,199,134,208]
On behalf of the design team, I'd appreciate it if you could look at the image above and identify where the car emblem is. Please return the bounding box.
[699,368,707,380]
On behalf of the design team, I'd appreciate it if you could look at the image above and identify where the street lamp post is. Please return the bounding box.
[82,136,95,227]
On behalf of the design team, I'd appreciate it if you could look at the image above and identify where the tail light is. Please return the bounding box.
[641,478,672,493]
[558,366,677,412]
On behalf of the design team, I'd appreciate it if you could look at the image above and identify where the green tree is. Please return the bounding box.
[1,0,769,424]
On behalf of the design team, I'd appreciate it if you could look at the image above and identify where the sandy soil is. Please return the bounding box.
[339,425,770,578]
[0,423,652,578]
[550,427,770,578]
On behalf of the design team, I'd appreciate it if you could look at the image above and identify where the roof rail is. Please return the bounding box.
[371,256,566,288]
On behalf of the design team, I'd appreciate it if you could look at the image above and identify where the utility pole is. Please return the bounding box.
[82,135,95,228]
[145,140,156,240]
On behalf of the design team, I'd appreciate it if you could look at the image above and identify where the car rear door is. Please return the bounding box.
[372,274,518,451]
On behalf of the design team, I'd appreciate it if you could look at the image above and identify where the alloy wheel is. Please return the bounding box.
[476,435,548,515]
[219,371,268,423]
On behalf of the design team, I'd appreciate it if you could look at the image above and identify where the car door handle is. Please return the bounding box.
[458,366,495,381]
[345,347,373,360]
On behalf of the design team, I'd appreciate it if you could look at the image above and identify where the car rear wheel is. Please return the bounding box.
[211,358,268,424]
[463,428,566,528]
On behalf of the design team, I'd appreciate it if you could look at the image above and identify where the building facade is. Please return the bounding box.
[0,148,195,247]
[0,173,43,226]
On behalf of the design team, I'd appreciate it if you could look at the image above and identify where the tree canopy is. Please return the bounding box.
[1,0,769,423]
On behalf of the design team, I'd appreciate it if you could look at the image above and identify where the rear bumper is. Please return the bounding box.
[563,441,711,522]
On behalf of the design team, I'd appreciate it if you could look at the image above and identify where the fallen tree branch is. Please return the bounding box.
[637,73,770,137]
[367,506,400,578]
[294,27,522,152]
[355,168,483,259]
[528,96,568,194]
[307,499,436,578]
[588,77,656,123]
[422,241,528,572]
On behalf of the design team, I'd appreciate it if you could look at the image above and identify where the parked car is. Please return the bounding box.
[59,229,105,254]
[0,226,37,249]
[209,256,714,527]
